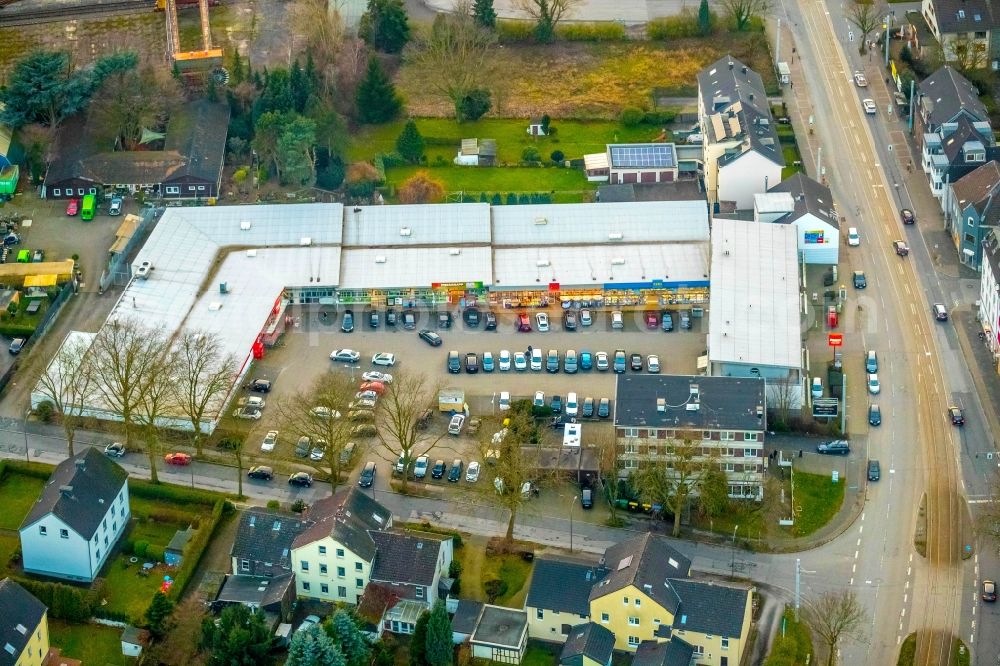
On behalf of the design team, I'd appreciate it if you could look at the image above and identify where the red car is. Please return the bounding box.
[164,452,192,466]
[66,199,79,216]
[644,311,659,329]
[359,381,386,395]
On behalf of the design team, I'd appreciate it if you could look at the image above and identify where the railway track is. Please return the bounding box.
[0,0,157,27]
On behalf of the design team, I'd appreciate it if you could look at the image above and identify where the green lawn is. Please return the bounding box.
[49,619,125,666]
[348,118,670,164]
[522,641,560,666]
[763,607,813,665]
[0,473,46,530]
[100,553,177,621]
[793,471,845,537]
[385,165,595,201]
[0,532,19,575]
[480,552,534,607]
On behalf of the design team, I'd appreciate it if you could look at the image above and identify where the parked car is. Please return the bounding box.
[516,312,532,332]
[8,338,24,355]
[817,440,850,455]
[448,414,465,435]
[108,196,123,216]
[565,392,579,417]
[419,329,443,346]
[448,350,461,373]
[437,311,453,329]
[431,459,447,479]
[644,311,659,329]
[564,349,578,374]
[310,441,327,461]
[297,615,321,634]
[499,350,511,371]
[933,303,949,321]
[546,349,560,373]
[483,351,495,372]
[598,398,610,418]
[581,488,593,509]
[564,311,578,330]
[661,312,674,332]
[105,442,126,457]
[341,309,355,333]
[352,424,377,438]
[613,350,626,373]
[372,352,396,366]
[514,352,527,371]
[448,459,464,482]
[647,354,660,373]
[233,406,262,420]
[582,397,594,418]
[580,309,593,327]
[680,312,691,329]
[248,466,273,480]
[499,391,511,411]
[853,271,867,289]
[386,308,397,326]
[295,436,311,458]
[484,311,497,330]
[330,349,361,363]
[596,351,609,371]
[847,227,860,246]
[466,461,481,482]
[248,378,272,393]
[867,460,881,482]
[362,371,393,383]
[359,381,386,395]
[868,404,881,426]
[983,580,997,602]
[66,199,79,216]
[414,455,430,478]
[465,352,480,373]
[629,353,642,372]
[550,394,562,413]
[463,306,481,328]
[530,348,543,371]
[261,430,278,452]
[949,406,965,426]
[359,461,376,487]
[901,208,915,225]
[403,311,417,329]
[288,472,313,487]
[580,351,592,371]
[533,391,545,408]
[535,312,549,331]
[164,452,192,465]
[368,310,379,329]
[611,311,624,329]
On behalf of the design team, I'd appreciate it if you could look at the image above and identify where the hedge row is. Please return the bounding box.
[0,323,37,338]
[647,12,709,40]
[4,460,57,480]
[555,22,627,41]
[166,499,231,601]
[496,20,535,42]
[15,577,102,622]
[129,479,230,507]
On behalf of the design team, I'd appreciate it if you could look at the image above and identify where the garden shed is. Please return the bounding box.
[165,526,195,566]
[455,139,497,166]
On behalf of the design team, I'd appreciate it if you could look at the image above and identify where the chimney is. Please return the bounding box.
[59,485,73,497]
[74,458,86,470]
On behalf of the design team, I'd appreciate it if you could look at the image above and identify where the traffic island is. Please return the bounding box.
[914,493,927,557]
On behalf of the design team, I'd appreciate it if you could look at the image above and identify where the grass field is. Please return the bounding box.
[793,471,845,537]
[384,165,595,201]
[347,118,670,164]
[50,619,126,666]
[522,641,561,666]
[0,473,46,530]
[480,552,533,607]
[763,606,813,665]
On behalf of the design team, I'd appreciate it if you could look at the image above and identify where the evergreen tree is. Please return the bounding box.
[698,0,712,35]
[200,605,274,666]
[290,60,307,113]
[305,50,318,89]
[491,193,502,205]
[329,610,371,666]
[396,119,425,163]
[288,624,345,666]
[144,592,174,638]
[356,57,402,124]
[505,192,517,205]
[359,0,411,53]
[456,89,491,122]
[472,0,497,28]
[425,601,454,666]
[409,611,430,666]
[230,49,244,85]
[253,67,294,121]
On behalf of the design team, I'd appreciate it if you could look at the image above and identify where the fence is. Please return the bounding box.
[98,205,161,294]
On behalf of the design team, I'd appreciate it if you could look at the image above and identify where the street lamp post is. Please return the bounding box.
[730,524,739,576]
[570,495,578,553]
[22,407,30,463]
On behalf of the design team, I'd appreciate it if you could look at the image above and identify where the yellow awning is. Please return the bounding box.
[24,274,58,287]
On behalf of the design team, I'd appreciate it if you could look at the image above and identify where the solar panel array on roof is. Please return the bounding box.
[609,144,675,168]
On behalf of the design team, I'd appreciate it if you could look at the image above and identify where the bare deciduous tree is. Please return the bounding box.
[633,439,708,537]
[32,334,95,457]
[846,0,884,55]
[594,429,625,525]
[513,0,581,36]
[175,330,238,455]
[404,9,501,120]
[134,347,177,485]
[719,0,771,31]
[218,436,246,498]
[949,34,989,72]
[278,372,359,484]
[373,371,444,494]
[90,60,184,150]
[475,404,539,543]
[801,590,867,666]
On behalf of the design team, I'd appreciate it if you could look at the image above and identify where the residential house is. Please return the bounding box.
[632,638,696,666]
[212,573,295,623]
[588,534,753,665]
[921,0,1000,68]
[0,579,49,666]
[708,219,804,410]
[613,375,766,499]
[525,557,607,640]
[697,56,784,210]
[19,448,129,582]
[914,66,989,153]
[291,487,453,628]
[979,230,1000,369]
[755,173,840,265]
[946,160,1000,269]
[230,508,311,577]
[470,605,529,664]
[593,144,680,185]
[559,623,615,666]
[43,99,230,200]
[922,115,997,206]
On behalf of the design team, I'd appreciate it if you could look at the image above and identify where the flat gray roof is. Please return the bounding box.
[339,247,492,290]
[342,203,491,247]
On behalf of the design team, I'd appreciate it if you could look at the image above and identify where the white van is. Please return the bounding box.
[811,377,823,399]
[566,392,579,417]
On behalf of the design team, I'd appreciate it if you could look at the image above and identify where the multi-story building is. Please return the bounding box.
[291,487,453,632]
[19,448,130,582]
[755,173,841,265]
[979,230,1000,370]
[230,508,311,577]
[921,0,1000,69]
[946,161,1000,269]
[524,534,754,666]
[921,116,997,207]
[0,579,49,666]
[613,374,767,500]
[697,55,784,210]
[914,66,989,153]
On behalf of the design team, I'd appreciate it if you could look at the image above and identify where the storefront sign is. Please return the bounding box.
[548,282,560,291]
[431,282,484,290]
[804,230,825,244]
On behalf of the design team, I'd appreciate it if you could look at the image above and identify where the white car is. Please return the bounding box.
[466,461,481,482]
[596,351,609,371]
[611,310,624,329]
[331,349,361,363]
[847,227,860,246]
[350,398,377,409]
[362,371,393,383]
[862,99,877,115]
[580,309,592,326]
[355,391,378,401]
[853,71,868,87]
[647,354,660,373]
[499,391,511,411]
[534,390,545,407]
[310,441,327,461]
[514,352,527,371]
[310,406,341,420]
[867,373,880,394]
[414,455,430,478]
[498,350,511,371]
[261,430,278,452]
[530,348,542,371]
[565,392,578,417]
[372,352,396,367]
[233,406,261,420]
[535,312,549,331]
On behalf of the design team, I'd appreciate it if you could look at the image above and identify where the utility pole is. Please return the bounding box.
[815,146,823,180]
[730,524,739,576]
[775,18,781,65]
[795,558,801,620]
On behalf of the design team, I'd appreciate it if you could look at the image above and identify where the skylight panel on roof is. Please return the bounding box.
[618,555,634,570]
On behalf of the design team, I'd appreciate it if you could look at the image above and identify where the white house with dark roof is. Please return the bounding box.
[755,173,840,265]
[613,375,767,499]
[0,579,49,666]
[19,448,129,582]
[697,55,784,210]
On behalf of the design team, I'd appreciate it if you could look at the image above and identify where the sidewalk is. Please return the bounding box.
[952,307,1000,453]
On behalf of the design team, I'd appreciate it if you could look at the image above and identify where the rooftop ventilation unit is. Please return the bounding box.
[536,259,550,267]
[375,256,387,264]
[450,248,462,256]
[400,227,411,237]
[299,237,312,246]
[208,302,223,311]
[246,249,257,257]
[240,221,251,231]
[534,217,548,225]
[611,258,625,265]
[135,261,152,280]
[219,282,229,294]
[608,232,623,240]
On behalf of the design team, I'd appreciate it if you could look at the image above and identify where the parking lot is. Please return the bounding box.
[236,305,709,463]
